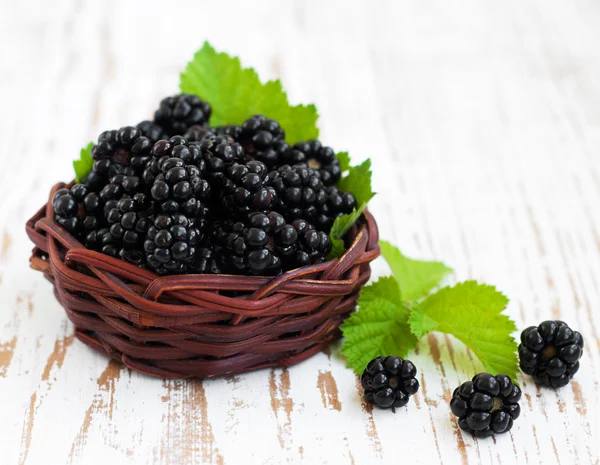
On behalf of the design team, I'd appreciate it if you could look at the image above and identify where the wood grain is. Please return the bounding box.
[0,0,599,464]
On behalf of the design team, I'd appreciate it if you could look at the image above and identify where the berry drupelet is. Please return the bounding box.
[289,140,342,186]
[519,321,584,388]
[221,161,277,213]
[450,373,521,438]
[154,94,212,137]
[360,356,420,409]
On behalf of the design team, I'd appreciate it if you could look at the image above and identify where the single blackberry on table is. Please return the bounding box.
[267,165,327,225]
[289,140,342,186]
[198,134,245,187]
[136,120,168,142]
[154,94,212,137]
[221,161,277,213]
[360,356,420,409]
[450,373,521,438]
[239,115,287,168]
[519,321,584,388]
[144,214,201,275]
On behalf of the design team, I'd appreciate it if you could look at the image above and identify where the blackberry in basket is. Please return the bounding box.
[289,140,342,186]
[154,94,212,137]
[221,161,277,213]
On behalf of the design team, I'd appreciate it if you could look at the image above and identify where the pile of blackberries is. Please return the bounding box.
[53,94,357,276]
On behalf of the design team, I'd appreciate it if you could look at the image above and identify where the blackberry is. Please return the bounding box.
[289,140,342,186]
[183,125,216,142]
[267,165,327,225]
[214,211,290,275]
[519,321,584,388]
[89,126,153,184]
[154,94,211,136]
[316,186,357,232]
[360,356,420,409]
[142,137,206,186]
[221,161,277,213]
[147,145,211,217]
[450,373,521,438]
[239,115,287,168]
[144,214,201,275]
[198,134,245,187]
[52,188,82,235]
[290,220,332,267]
[215,124,242,141]
[136,120,168,142]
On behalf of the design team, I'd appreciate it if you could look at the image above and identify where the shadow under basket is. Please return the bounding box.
[26,182,380,379]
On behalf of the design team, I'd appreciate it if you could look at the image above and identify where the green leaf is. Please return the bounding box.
[73,142,94,183]
[180,42,318,145]
[336,152,351,173]
[341,277,419,374]
[380,240,452,301]
[409,281,518,379]
[337,158,375,207]
[327,158,375,258]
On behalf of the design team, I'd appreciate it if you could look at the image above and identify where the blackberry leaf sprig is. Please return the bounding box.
[341,241,519,379]
[180,42,319,145]
[328,155,375,258]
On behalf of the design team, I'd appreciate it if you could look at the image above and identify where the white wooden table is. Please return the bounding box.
[1,0,599,464]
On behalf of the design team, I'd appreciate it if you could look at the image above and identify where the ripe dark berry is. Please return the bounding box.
[144,214,201,275]
[361,356,420,409]
[519,321,584,388]
[215,124,243,141]
[239,115,287,168]
[316,187,357,232]
[289,140,342,186]
[222,161,277,213]
[154,94,212,136]
[450,373,521,438]
[267,165,327,224]
[136,120,168,142]
[198,134,245,186]
[183,125,216,142]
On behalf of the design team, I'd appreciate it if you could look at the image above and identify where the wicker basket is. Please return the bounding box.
[25,182,380,379]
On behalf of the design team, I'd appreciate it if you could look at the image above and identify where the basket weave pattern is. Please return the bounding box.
[26,183,380,379]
